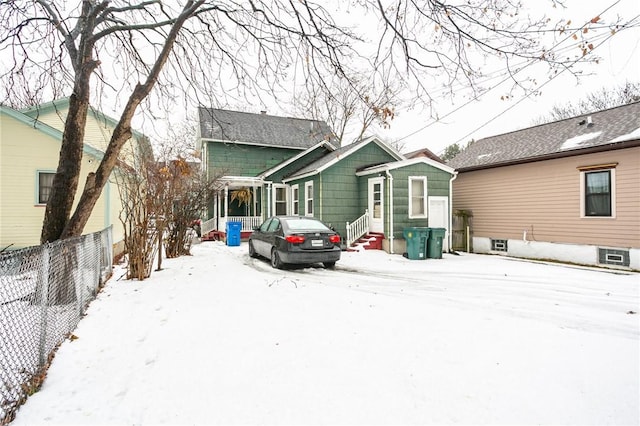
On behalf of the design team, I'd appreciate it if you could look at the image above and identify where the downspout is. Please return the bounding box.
[319,173,323,220]
[385,169,394,253]
[224,184,229,229]
[448,171,458,253]
[266,182,272,218]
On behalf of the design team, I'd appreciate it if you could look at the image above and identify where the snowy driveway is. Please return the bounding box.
[12,242,640,425]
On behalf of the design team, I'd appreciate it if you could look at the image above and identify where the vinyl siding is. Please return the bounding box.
[206,141,300,178]
[315,143,399,237]
[390,164,452,239]
[452,147,640,248]
[264,145,330,182]
[28,106,139,163]
[0,111,123,250]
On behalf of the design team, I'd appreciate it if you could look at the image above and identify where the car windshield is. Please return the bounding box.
[286,218,329,232]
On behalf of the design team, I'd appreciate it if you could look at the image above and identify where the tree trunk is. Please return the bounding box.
[61,1,204,239]
[40,92,90,244]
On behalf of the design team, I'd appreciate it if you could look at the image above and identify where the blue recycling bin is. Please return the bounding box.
[225,221,242,246]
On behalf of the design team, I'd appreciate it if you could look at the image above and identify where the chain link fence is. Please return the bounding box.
[0,227,113,424]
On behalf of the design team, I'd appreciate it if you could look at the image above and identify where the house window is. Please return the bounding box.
[580,166,616,218]
[408,176,427,218]
[274,185,288,215]
[585,170,611,216]
[305,181,314,217]
[37,171,55,204]
[291,184,299,215]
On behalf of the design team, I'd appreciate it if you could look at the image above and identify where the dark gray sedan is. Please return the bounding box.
[248,216,341,269]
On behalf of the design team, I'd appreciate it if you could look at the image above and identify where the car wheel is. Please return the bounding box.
[248,240,258,258]
[270,248,284,269]
[323,261,336,269]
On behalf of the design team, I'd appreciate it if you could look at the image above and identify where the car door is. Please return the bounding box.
[253,218,272,257]
[264,217,281,254]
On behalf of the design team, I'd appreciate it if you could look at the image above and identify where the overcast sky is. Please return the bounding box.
[116,0,639,156]
[373,0,640,155]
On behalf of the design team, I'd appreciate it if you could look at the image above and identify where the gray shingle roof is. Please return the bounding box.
[198,107,337,149]
[286,142,356,178]
[447,101,640,171]
[283,136,404,180]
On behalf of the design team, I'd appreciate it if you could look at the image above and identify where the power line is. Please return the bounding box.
[394,1,637,148]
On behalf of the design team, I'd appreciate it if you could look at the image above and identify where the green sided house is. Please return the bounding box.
[198,107,456,254]
[0,98,148,254]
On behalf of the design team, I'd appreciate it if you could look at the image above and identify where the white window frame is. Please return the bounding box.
[273,184,288,216]
[36,170,56,205]
[291,184,299,216]
[408,176,428,219]
[580,168,616,218]
[305,181,314,217]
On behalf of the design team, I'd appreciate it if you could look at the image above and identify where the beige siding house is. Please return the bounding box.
[0,99,146,253]
[447,102,640,270]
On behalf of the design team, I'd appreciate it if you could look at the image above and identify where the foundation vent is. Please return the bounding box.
[491,239,508,252]
[598,248,630,267]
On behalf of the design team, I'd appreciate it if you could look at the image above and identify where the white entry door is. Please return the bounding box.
[368,177,384,233]
[428,196,449,252]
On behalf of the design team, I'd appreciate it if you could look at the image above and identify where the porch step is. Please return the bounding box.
[347,233,384,252]
[202,230,225,242]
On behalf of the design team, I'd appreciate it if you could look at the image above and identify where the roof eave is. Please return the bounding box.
[454,139,640,173]
[199,137,310,150]
[356,157,455,176]
[259,140,336,179]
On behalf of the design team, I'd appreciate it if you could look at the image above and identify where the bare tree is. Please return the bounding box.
[294,72,401,144]
[115,150,160,280]
[0,0,626,243]
[533,81,640,124]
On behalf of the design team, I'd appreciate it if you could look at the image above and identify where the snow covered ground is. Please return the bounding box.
[11,241,640,425]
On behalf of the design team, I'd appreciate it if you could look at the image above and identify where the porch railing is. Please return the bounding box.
[345,209,369,247]
[201,217,217,237]
[201,215,262,237]
[226,216,262,231]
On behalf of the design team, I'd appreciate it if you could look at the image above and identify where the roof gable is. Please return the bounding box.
[0,105,104,159]
[356,156,455,176]
[20,97,147,142]
[198,107,337,149]
[283,136,405,181]
[259,140,336,179]
[404,147,444,163]
[448,101,640,171]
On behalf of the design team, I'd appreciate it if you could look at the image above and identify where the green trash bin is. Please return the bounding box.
[427,227,446,259]
[403,227,430,260]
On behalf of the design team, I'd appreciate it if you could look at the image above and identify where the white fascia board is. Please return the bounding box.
[282,170,318,183]
[283,136,403,183]
[198,137,309,150]
[356,157,455,176]
[220,176,265,186]
[259,140,336,179]
[1,105,105,160]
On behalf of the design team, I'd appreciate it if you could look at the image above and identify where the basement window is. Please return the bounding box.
[491,239,508,252]
[598,248,630,267]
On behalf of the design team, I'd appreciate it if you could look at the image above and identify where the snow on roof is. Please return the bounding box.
[560,131,602,151]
